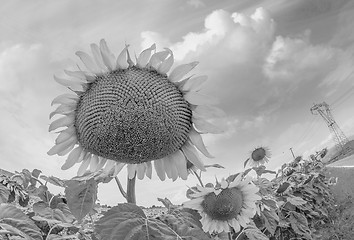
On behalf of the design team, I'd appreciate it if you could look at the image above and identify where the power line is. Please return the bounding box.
[331,85,354,109]
[293,116,320,149]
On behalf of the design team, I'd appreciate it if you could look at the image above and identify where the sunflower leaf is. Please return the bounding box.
[244,158,250,168]
[95,203,211,240]
[0,203,43,240]
[0,185,10,203]
[286,196,307,206]
[39,175,66,188]
[157,209,211,240]
[244,223,269,240]
[260,209,279,235]
[64,178,98,223]
[289,212,312,239]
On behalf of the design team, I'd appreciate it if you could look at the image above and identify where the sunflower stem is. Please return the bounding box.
[235,229,245,240]
[228,232,232,240]
[193,169,204,187]
[126,174,136,204]
[114,176,127,199]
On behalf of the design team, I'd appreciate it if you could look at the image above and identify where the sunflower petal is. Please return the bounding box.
[184,91,217,105]
[58,142,77,156]
[167,158,179,181]
[100,39,116,71]
[54,75,84,90]
[127,164,137,179]
[50,104,76,119]
[154,159,166,181]
[145,161,152,179]
[47,136,76,156]
[61,146,83,170]
[193,105,225,119]
[136,163,146,180]
[75,51,101,74]
[91,43,107,71]
[193,117,224,134]
[49,115,75,132]
[89,155,100,172]
[116,45,129,69]
[163,157,173,179]
[188,127,214,158]
[169,62,198,82]
[112,163,125,177]
[95,157,107,172]
[148,50,169,69]
[168,150,188,180]
[180,75,207,92]
[181,141,205,171]
[77,156,91,176]
[55,130,73,144]
[157,48,174,74]
[64,70,87,81]
[103,160,115,172]
[51,94,78,106]
[137,44,156,68]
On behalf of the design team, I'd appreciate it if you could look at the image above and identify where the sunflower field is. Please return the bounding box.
[1,40,353,240]
[1,152,352,240]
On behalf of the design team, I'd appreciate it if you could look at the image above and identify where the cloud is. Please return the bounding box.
[141,8,275,62]
[186,0,205,9]
[263,31,336,81]
[0,44,44,91]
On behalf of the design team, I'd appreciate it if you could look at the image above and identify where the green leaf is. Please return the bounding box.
[0,184,10,203]
[8,191,15,203]
[157,197,177,212]
[204,164,225,169]
[289,211,312,239]
[65,179,97,223]
[0,203,43,240]
[244,158,250,168]
[244,224,269,240]
[287,196,307,206]
[30,169,42,187]
[95,203,211,240]
[261,209,278,235]
[186,186,199,200]
[18,195,30,207]
[261,199,277,209]
[33,201,74,224]
[21,169,32,188]
[276,182,290,194]
[40,175,66,188]
[56,203,76,223]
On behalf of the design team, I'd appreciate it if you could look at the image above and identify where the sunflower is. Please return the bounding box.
[183,174,261,233]
[248,146,271,167]
[48,39,223,181]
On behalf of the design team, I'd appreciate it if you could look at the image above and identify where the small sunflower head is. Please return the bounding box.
[183,175,261,234]
[202,187,243,221]
[248,146,271,167]
[48,39,224,181]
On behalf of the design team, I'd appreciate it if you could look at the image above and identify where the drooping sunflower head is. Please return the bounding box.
[248,146,271,167]
[48,40,223,181]
[183,175,261,233]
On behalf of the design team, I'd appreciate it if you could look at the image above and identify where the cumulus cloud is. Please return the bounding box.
[139,6,354,173]
[141,8,275,63]
[263,31,336,81]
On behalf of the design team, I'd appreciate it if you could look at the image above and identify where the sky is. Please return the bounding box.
[1,0,354,207]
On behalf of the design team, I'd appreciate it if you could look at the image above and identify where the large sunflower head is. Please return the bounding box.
[248,146,271,167]
[48,39,223,181]
[183,175,261,234]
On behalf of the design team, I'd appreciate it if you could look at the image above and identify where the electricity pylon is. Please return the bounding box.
[310,102,348,150]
